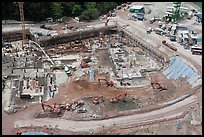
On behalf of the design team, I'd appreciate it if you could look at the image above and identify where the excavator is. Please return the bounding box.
[98,78,114,87]
[151,82,167,91]
[110,93,127,103]
[41,103,61,114]
[54,103,72,111]
[93,95,104,105]
[80,61,89,68]
[41,100,84,114]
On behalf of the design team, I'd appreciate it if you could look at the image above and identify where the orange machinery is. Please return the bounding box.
[110,93,127,103]
[41,103,61,113]
[80,61,89,68]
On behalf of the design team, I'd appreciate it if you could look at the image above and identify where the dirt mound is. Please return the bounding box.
[73,79,91,89]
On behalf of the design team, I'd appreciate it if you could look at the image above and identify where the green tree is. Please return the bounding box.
[2,2,122,22]
[52,2,63,19]
[72,4,82,16]
[97,2,117,15]
[24,2,52,22]
[84,2,97,9]
[79,8,99,21]
[61,2,75,17]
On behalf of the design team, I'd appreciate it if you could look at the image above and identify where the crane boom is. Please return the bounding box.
[18,2,26,48]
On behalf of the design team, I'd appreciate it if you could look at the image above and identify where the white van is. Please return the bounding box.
[46,17,53,23]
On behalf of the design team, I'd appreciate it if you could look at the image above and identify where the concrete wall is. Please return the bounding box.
[120,28,169,65]
[38,25,117,46]
[2,29,31,42]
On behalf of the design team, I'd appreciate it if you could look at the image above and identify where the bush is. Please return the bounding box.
[79,8,99,21]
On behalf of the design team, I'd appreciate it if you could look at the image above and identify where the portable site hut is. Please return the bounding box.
[129,5,144,13]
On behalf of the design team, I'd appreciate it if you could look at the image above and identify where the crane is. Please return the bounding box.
[18,2,26,48]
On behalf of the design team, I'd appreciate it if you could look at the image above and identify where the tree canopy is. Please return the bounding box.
[2,2,124,22]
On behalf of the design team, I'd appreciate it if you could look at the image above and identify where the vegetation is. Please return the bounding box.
[2,2,123,22]
[51,65,65,70]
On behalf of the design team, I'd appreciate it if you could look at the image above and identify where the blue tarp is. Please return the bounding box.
[21,132,48,135]
[160,94,188,106]
[195,13,202,19]
[173,65,188,80]
[90,69,95,81]
[196,37,202,43]
[162,56,201,86]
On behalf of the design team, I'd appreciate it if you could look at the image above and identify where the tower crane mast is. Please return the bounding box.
[18,2,26,48]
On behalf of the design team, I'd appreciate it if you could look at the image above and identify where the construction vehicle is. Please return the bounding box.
[64,65,72,76]
[70,100,84,111]
[41,100,84,114]
[149,18,155,24]
[151,82,167,91]
[98,78,114,87]
[77,108,87,113]
[93,95,104,105]
[41,103,61,114]
[56,103,72,111]
[146,27,152,34]
[80,61,89,68]
[110,93,127,103]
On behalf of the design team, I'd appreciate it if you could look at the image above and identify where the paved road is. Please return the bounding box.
[15,95,198,132]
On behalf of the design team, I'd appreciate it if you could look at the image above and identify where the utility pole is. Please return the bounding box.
[18,2,26,49]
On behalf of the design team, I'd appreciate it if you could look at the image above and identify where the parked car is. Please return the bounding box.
[3,43,12,49]
[57,16,67,23]
[77,108,87,113]
[40,24,45,29]
[122,3,126,7]
[116,6,122,10]
[146,27,152,34]
[170,35,176,41]
[46,17,53,23]
[111,12,116,17]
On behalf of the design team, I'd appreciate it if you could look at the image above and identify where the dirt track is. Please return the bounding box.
[14,94,198,132]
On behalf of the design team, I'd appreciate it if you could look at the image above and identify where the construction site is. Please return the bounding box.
[2,2,202,135]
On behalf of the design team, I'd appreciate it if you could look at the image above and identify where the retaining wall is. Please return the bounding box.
[38,25,117,46]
